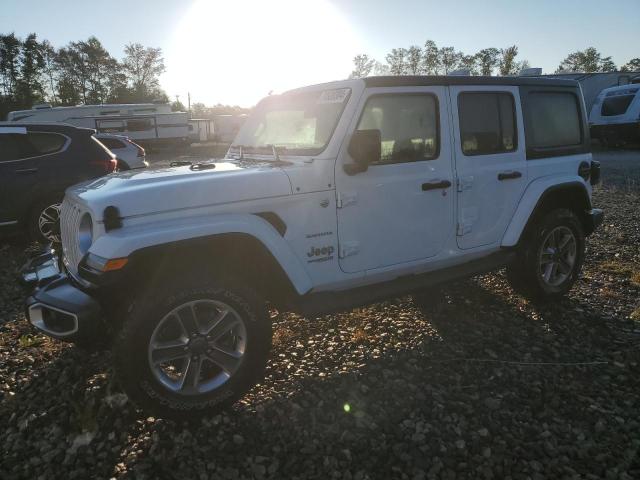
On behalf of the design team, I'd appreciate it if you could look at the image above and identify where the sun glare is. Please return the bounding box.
[163,0,361,107]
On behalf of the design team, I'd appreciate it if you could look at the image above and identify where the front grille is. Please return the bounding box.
[60,199,84,278]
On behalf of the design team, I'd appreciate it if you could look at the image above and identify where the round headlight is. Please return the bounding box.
[78,213,93,255]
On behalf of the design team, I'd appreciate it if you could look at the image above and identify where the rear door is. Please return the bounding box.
[0,128,71,225]
[450,86,527,249]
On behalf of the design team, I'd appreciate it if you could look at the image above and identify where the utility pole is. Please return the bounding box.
[188,92,191,116]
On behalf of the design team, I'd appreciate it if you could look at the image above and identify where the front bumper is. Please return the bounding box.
[22,250,104,341]
[584,208,604,235]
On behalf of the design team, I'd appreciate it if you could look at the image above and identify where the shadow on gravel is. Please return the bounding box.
[2,276,638,479]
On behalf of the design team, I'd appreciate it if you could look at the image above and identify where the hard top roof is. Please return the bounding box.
[363,75,579,88]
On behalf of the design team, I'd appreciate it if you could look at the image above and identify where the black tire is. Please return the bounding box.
[117,160,130,171]
[28,196,63,244]
[113,273,271,420]
[507,208,585,302]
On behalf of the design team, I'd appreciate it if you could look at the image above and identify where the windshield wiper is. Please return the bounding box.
[229,144,291,165]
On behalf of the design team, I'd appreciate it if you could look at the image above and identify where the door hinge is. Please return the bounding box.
[456,176,474,192]
[336,192,357,209]
[457,222,473,236]
[339,241,360,258]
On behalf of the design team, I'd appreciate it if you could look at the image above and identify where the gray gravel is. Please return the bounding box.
[1,149,639,479]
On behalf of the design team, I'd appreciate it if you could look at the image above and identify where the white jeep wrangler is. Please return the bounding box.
[24,76,603,418]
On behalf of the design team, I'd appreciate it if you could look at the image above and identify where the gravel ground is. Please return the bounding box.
[1,150,639,479]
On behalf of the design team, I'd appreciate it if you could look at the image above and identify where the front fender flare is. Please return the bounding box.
[501,176,591,247]
[88,213,313,294]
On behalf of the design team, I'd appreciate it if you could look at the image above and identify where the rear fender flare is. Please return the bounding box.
[501,176,591,247]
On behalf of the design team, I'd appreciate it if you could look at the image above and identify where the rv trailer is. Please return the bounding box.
[6,103,190,146]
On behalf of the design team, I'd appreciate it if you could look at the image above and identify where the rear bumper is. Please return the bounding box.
[590,122,640,140]
[23,250,104,341]
[584,208,604,236]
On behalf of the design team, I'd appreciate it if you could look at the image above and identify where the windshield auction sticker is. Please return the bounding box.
[317,88,350,104]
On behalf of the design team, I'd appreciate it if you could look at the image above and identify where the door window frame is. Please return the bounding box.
[352,92,441,165]
[456,90,518,157]
[0,131,70,164]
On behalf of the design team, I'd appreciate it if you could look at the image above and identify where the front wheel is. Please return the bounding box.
[507,209,585,302]
[113,275,271,419]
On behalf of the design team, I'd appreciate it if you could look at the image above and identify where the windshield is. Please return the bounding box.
[232,88,351,156]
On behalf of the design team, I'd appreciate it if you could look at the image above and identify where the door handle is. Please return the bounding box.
[497,171,522,181]
[15,168,38,174]
[422,180,452,191]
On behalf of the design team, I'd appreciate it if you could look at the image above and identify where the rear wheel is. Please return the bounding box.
[507,209,585,302]
[114,273,271,419]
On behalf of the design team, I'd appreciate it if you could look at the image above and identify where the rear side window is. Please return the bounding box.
[26,132,67,154]
[458,93,516,155]
[98,137,126,149]
[601,88,638,116]
[356,94,439,165]
[0,132,65,161]
[527,92,581,148]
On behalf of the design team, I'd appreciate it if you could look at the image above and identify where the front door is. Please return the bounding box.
[335,87,454,273]
[449,86,527,249]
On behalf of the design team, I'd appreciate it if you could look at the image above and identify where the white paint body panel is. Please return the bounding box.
[59,78,596,298]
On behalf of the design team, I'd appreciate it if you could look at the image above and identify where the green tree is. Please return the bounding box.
[0,33,21,96]
[15,33,45,107]
[439,46,461,74]
[39,40,59,103]
[459,54,479,75]
[349,54,375,78]
[620,58,640,72]
[122,43,166,100]
[476,48,500,76]
[422,40,440,74]
[386,48,408,75]
[406,45,423,74]
[498,45,519,75]
[556,47,616,73]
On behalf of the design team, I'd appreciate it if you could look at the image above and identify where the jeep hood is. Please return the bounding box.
[67,160,293,218]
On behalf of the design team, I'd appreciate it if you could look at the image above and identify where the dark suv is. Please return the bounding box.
[0,123,116,242]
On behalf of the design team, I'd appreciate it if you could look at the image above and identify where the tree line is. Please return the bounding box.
[350,41,640,78]
[0,32,168,118]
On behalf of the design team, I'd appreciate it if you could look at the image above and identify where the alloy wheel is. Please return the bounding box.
[147,299,247,395]
[538,226,577,287]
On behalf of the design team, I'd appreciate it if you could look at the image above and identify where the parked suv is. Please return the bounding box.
[94,133,148,170]
[0,123,117,242]
[23,76,603,418]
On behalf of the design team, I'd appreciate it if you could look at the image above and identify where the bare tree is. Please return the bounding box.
[349,54,375,78]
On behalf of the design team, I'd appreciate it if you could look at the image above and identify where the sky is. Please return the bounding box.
[1,0,639,107]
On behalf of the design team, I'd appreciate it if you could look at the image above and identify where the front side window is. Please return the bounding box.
[528,92,581,148]
[458,92,516,155]
[232,88,351,156]
[356,94,439,165]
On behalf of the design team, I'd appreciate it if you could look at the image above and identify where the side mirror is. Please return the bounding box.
[344,129,381,175]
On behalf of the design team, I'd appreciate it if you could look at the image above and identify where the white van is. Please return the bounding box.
[7,103,190,147]
[589,84,640,145]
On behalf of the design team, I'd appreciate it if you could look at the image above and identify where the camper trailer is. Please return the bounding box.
[7,103,190,146]
[188,118,215,142]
